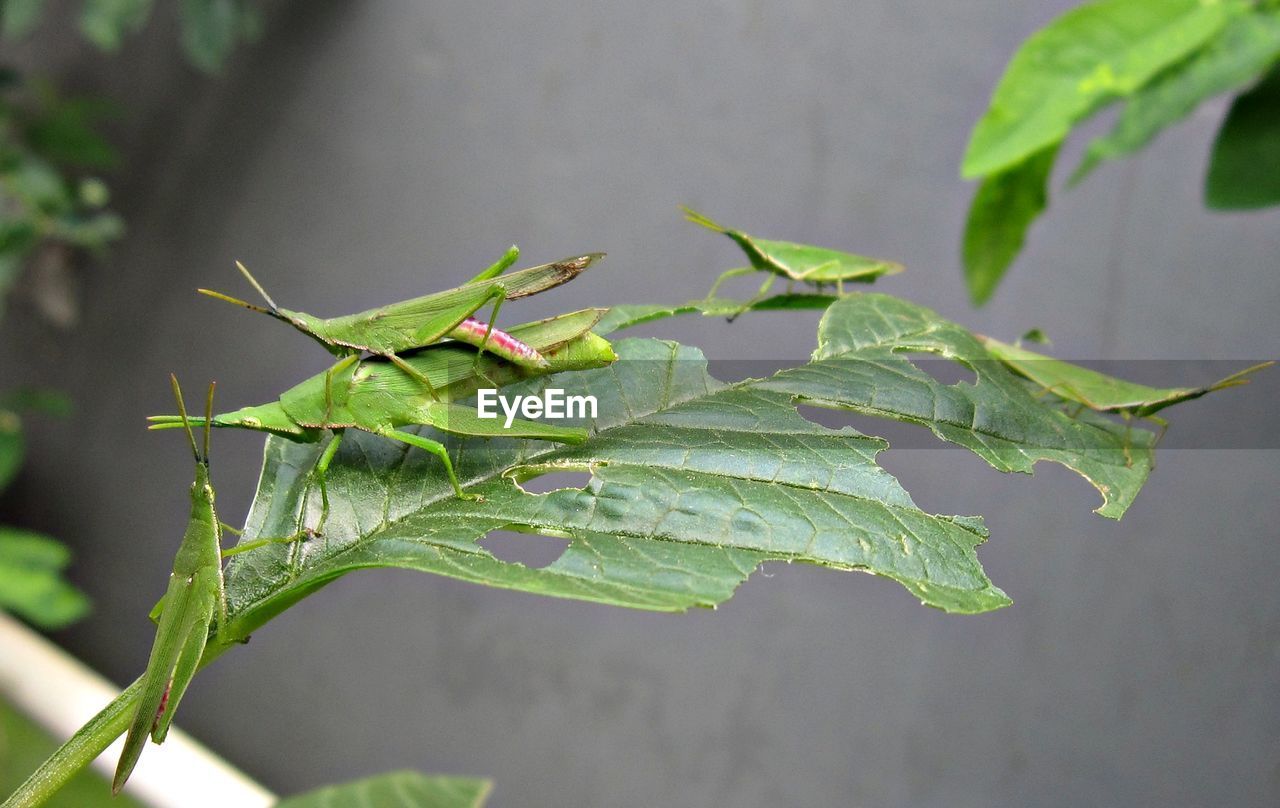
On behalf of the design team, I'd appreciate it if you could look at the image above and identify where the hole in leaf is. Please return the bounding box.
[478,529,570,569]
[795,404,938,448]
[515,470,592,494]
[893,351,978,386]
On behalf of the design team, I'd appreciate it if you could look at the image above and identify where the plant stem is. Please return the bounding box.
[1,678,141,808]
[2,635,241,808]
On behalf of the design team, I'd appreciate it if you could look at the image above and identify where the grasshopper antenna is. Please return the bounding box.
[203,381,215,464]
[169,374,202,465]
[197,261,286,319]
[680,206,728,234]
[234,261,280,311]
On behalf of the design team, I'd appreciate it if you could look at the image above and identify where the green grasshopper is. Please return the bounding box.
[113,378,297,793]
[199,247,603,394]
[979,336,1273,418]
[682,207,903,303]
[979,335,1273,463]
[148,309,615,535]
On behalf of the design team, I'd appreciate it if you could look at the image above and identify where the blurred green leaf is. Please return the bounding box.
[181,0,257,73]
[0,407,21,491]
[1,0,46,39]
[962,0,1237,178]
[1074,8,1280,182]
[49,210,124,250]
[1206,63,1280,209]
[79,0,154,51]
[0,528,90,630]
[0,388,72,416]
[24,97,120,170]
[6,157,72,214]
[962,145,1057,306]
[275,772,492,808]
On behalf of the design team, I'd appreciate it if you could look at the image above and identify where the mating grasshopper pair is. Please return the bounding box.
[174,246,607,525]
[115,254,611,793]
[150,308,614,526]
[200,246,602,392]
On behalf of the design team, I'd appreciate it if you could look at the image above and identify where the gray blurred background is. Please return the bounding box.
[3,1,1278,805]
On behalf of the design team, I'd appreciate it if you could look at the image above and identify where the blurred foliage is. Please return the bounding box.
[0,390,88,630]
[0,69,123,318]
[0,0,264,318]
[2,0,263,73]
[961,0,1280,304]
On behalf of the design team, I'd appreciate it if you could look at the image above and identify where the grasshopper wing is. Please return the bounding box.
[113,570,215,793]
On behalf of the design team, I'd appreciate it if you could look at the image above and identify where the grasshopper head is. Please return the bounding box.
[165,376,218,506]
[283,309,328,341]
[149,402,312,441]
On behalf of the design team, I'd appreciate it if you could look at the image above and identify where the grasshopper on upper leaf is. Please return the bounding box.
[198,247,603,394]
[682,207,903,306]
[148,309,616,536]
[113,378,298,794]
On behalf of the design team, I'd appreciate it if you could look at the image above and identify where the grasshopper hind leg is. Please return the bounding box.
[377,426,481,501]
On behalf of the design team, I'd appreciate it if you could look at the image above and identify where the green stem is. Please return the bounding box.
[1,678,141,808]
[2,639,238,808]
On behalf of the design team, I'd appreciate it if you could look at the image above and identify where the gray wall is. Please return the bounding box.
[4,1,1278,805]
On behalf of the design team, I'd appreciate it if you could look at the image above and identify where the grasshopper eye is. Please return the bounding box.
[243,417,261,428]
[203,484,215,501]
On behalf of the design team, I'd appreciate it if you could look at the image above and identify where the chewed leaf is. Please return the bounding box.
[223,293,1255,631]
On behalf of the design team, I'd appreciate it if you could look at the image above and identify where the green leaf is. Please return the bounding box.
[181,0,251,73]
[275,772,492,808]
[0,407,22,491]
[0,388,73,416]
[962,0,1238,179]
[0,220,39,297]
[0,528,91,629]
[1,0,46,39]
[217,292,1239,627]
[79,0,154,51]
[1206,62,1280,208]
[1074,8,1280,182]
[5,157,73,214]
[50,209,125,251]
[962,145,1057,305]
[24,97,120,170]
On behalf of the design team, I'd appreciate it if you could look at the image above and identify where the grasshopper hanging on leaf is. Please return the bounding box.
[113,378,297,794]
[682,207,903,304]
[148,309,615,535]
[978,336,1273,418]
[978,335,1273,464]
[198,247,603,394]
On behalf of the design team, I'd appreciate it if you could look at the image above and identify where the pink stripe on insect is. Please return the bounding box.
[454,317,545,364]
